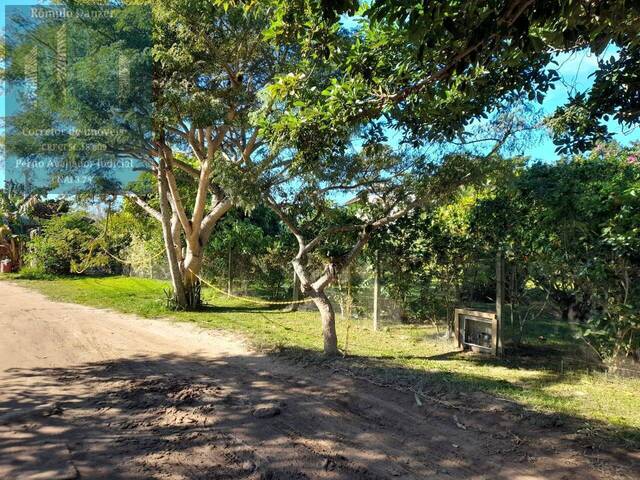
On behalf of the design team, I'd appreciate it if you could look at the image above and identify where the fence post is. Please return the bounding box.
[496,250,504,355]
[373,250,380,331]
[289,268,300,312]
[227,245,232,296]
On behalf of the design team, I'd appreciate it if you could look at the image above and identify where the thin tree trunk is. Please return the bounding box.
[158,162,187,308]
[373,250,380,332]
[496,249,504,354]
[311,289,339,356]
[291,259,339,355]
[288,269,300,312]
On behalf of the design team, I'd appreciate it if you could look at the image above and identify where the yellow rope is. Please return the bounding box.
[103,248,165,266]
[70,203,165,273]
[72,246,165,273]
[71,261,94,274]
[74,245,311,307]
[188,268,316,306]
[71,242,100,274]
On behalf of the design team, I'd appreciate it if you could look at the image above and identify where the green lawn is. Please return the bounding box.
[3,274,639,445]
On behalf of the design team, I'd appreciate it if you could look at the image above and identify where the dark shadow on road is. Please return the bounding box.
[1,350,638,480]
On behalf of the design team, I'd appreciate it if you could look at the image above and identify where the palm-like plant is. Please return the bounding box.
[0,184,64,268]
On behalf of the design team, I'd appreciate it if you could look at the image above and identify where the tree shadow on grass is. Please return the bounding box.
[199,302,281,314]
[292,335,604,375]
[276,345,640,446]
[1,351,638,479]
[397,343,607,373]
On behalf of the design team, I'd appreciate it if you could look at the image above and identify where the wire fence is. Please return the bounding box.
[118,251,640,377]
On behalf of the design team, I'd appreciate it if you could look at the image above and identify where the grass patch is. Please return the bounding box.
[4,274,639,445]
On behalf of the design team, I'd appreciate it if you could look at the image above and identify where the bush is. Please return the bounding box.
[26,212,104,275]
[13,265,55,280]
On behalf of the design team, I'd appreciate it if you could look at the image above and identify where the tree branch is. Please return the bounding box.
[125,192,161,222]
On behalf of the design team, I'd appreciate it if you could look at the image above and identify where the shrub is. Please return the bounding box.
[26,212,104,275]
[13,265,55,280]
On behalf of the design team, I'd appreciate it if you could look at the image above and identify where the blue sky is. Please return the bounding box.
[1,1,47,187]
[528,47,640,159]
[2,3,639,189]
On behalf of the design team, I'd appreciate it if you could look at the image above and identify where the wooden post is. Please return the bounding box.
[454,308,462,350]
[373,250,380,332]
[290,269,300,312]
[227,245,232,296]
[495,250,504,355]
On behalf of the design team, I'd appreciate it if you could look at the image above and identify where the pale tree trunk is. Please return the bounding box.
[287,269,300,312]
[132,105,244,310]
[282,225,374,356]
[158,160,187,307]
[158,191,231,310]
[267,187,423,355]
[159,129,233,309]
[292,258,341,356]
[372,250,380,331]
[264,140,510,355]
[310,289,339,356]
[182,246,203,308]
[131,153,232,310]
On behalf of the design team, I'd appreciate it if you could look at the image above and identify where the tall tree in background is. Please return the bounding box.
[4,1,300,308]
[249,136,513,354]
[239,0,545,353]
[105,0,305,309]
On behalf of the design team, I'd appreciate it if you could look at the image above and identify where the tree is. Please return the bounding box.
[0,183,69,269]
[260,0,639,356]
[268,0,639,153]
[247,0,551,354]
[472,144,640,359]
[3,1,300,308]
[370,189,481,332]
[253,141,501,354]
[27,211,102,275]
[207,211,269,295]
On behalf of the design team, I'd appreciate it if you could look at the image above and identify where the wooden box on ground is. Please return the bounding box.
[455,308,498,355]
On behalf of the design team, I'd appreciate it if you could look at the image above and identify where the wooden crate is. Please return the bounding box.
[455,308,498,355]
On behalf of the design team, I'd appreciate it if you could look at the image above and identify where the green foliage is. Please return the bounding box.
[263,0,639,154]
[204,205,295,297]
[366,144,639,361]
[26,212,105,275]
[549,43,640,154]
[4,4,152,194]
[11,265,55,280]
[472,144,640,360]
[0,185,70,266]
[371,190,480,325]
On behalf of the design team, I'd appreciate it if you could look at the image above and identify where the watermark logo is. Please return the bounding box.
[4,4,152,194]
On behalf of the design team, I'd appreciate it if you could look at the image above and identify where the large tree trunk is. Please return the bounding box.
[292,258,340,355]
[311,289,339,356]
[158,162,187,308]
[287,269,300,312]
[182,248,203,309]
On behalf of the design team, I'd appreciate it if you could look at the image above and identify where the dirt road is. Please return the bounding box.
[0,282,637,479]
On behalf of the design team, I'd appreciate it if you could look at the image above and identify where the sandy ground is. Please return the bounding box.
[0,281,638,480]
